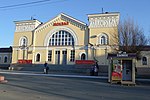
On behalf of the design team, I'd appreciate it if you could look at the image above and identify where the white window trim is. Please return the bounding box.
[35,53,41,62]
[70,50,75,62]
[47,50,52,62]
[44,26,78,46]
[141,56,148,65]
[97,33,108,45]
[19,36,28,46]
[79,52,87,60]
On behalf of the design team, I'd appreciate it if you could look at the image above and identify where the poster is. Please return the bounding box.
[112,60,122,81]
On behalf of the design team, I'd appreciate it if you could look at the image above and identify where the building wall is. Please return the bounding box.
[88,13,120,65]
[0,53,12,64]
[136,51,150,67]
[12,12,120,65]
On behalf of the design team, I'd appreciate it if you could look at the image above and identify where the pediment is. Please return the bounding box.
[35,13,87,33]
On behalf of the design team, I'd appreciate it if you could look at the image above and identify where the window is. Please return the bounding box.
[36,53,40,62]
[0,56,2,63]
[48,50,52,62]
[49,30,74,46]
[81,53,86,60]
[99,33,108,45]
[20,37,27,46]
[4,56,8,63]
[142,57,147,65]
[70,50,75,62]
[101,36,106,44]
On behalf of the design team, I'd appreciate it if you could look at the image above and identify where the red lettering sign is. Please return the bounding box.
[53,22,69,26]
[75,60,95,64]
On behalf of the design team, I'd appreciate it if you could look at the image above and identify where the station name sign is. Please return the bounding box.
[53,22,69,26]
[117,53,128,57]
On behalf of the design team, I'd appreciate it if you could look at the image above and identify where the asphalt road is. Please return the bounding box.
[0,73,150,100]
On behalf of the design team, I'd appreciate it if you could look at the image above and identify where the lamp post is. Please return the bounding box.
[89,43,98,62]
[104,47,108,65]
[20,44,26,60]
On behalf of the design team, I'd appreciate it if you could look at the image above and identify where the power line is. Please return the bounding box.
[0,0,64,9]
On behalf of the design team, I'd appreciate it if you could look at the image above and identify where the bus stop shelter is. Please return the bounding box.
[107,52,136,85]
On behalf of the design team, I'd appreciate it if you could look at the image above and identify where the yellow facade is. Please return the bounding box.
[12,12,120,65]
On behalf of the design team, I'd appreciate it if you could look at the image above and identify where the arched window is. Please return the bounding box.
[36,53,40,62]
[4,56,8,63]
[142,57,147,65]
[98,33,108,45]
[81,53,86,60]
[49,30,74,46]
[20,37,28,46]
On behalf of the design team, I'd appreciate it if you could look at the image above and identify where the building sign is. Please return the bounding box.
[75,60,95,64]
[18,60,32,64]
[53,22,69,26]
[117,53,128,57]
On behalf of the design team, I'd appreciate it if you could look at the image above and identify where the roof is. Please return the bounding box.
[87,12,120,17]
[0,47,12,53]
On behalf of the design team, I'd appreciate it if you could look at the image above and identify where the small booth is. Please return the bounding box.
[107,52,136,85]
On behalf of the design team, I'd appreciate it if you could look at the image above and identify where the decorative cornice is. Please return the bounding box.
[88,12,120,28]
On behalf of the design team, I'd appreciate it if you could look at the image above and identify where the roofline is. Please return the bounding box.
[87,12,120,17]
[60,13,87,26]
[14,19,42,24]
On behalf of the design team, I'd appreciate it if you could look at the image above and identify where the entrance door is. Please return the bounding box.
[62,50,67,65]
[122,60,132,81]
[55,51,60,64]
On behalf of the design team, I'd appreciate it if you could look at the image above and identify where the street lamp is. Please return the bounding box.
[88,43,98,63]
[19,44,26,60]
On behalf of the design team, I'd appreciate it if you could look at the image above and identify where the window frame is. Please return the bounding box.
[36,53,41,62]
[48,50,52,62]
[142,56,148,65]
[81,53,86,60]
[98,33,108,45]
[49,30,75,46]
[4,56,8,63]
[19,36,28,46]
[70,50,75,62]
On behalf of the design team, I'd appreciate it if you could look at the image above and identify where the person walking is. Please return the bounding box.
[44,61,49,74]
[94,62,99,76]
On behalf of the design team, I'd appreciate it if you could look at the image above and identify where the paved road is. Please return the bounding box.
[0,71,150,100]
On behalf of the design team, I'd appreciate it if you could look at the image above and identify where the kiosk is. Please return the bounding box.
[107,52,136,85]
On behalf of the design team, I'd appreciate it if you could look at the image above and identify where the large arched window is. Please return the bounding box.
[49,30,75,46]
[36,53,40,62]
[98,33,108,45]
[142,56,147,65]
[81,53,86,60]
[20,36,28,46]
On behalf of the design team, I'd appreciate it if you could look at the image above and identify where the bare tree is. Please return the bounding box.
[118,18,148,59]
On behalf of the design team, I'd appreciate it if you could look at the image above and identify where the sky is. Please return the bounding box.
[0,0,150,47]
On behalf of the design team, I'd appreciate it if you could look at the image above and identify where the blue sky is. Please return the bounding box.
[0,0,150,47]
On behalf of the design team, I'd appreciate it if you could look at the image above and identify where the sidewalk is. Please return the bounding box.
[0,69,107,79]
